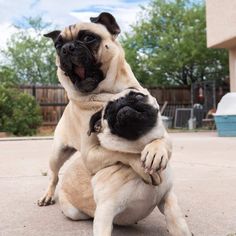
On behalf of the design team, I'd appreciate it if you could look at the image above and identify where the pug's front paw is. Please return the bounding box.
[141,139,169,175]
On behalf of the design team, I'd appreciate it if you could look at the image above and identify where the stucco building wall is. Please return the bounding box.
[206,0,236,91]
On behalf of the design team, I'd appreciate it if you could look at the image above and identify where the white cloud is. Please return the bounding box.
[70,4,146,33]
[0,0,149,48]
[37,0,148,29]
[0,22,18,49]
[0,0,32,22]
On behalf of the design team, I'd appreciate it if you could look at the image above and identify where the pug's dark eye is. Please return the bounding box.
[83,35,96,43]
[129,91,145,99]
[135,93,145,100]
[55,43,62,50]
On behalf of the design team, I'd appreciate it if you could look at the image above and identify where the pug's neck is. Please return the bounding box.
[97,44,142,93]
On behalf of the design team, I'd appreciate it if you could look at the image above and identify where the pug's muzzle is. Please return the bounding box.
[58,40,104,93]
[104,91,158,140]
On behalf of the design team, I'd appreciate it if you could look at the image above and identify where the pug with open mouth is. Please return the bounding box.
[50,25,104,93]
[59,88,191,236]
[38,12,172,206]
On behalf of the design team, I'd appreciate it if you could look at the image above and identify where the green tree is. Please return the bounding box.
[0,16,57,85]
[122,0,229,86]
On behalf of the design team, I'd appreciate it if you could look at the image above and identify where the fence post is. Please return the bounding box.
[32,85,36,98]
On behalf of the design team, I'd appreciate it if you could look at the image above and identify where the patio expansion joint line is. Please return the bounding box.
[172,160,236,169]
[0,137,53,142]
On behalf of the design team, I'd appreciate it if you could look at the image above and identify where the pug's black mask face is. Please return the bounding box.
[104,91,159,140]
[54,30,104,93]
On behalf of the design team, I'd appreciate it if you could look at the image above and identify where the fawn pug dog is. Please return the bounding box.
[59,89,191,236]
[38,12,171,206]
[84,88,170,186]
[88,88,170,156]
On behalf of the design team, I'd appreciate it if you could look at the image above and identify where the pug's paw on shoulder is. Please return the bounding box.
[141,139,169,175]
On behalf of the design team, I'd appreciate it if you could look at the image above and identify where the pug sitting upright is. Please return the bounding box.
[59,88,191,236]
[38,12,172,206]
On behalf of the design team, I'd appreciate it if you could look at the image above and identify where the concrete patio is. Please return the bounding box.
[0,132,235,236]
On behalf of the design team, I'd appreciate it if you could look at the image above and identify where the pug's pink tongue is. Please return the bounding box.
[74,66,85,80]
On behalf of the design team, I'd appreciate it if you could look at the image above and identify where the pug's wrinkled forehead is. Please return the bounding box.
[44,12,120,42]
[108,88,159,110]
[62,23,116,42]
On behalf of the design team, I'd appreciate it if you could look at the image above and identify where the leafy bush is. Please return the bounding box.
[0,85,42,136]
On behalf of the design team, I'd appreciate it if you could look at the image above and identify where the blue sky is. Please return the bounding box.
[0,0,149,47]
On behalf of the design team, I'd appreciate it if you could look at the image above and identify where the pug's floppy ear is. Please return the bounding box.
[90,12,121,36]
[44,30,61,42]
[87,109,103,136]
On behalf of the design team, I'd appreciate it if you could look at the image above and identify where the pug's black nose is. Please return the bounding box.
[68,44,75,52]
[62,47,67,55]
[62,43,75,55]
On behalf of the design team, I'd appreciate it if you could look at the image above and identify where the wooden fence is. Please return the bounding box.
[148,86,191,105]
[148,86,192,119]
[20,85,68,125]
[20,85,192,125]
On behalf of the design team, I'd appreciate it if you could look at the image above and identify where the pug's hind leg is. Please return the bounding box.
[38,143,76,206]
[93,201,120,236]
[59,190,91,221]
[158,190,192,236]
